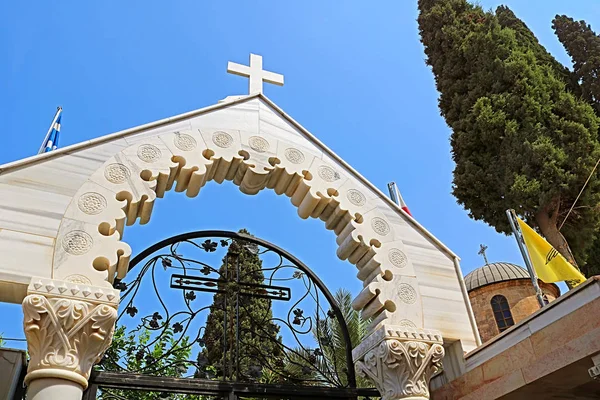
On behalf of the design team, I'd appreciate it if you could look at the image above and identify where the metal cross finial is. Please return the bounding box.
[227,53,284,94]
[478,244,489,265]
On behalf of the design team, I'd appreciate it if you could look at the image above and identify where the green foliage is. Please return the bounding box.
[417,0,600,274]
[317,289,370,388]
[553,15,600,114]
[99,326,199,400]
[553,15,600,276]
[496,6,578,94]
[199,229,284,381]
[286,289,371,388]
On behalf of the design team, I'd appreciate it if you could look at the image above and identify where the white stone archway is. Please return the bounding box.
[0,94,479,400]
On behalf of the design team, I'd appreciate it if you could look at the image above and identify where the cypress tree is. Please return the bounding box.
[497,6,579,95]
[417,0,600,273]
[197,229,284,381]
[553,15,600,276]
[553,15,600,115]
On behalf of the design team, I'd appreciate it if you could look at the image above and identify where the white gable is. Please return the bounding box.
[0,94,479,350]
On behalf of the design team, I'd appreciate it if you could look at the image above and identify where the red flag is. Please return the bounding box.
[387,182,412,216]
[397,190,412,216]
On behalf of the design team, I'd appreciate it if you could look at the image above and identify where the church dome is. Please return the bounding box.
[464,262,530,292]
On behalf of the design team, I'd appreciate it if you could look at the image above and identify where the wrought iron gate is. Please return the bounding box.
[84,230,380,399]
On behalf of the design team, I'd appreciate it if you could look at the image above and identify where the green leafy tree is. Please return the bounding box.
[497,6,579,95]
[285,289,371,388]
[99,326,200,400]
[198,230,284,381]
[553,15,600,115]
[553,16,600,276]
[417,0,600,276]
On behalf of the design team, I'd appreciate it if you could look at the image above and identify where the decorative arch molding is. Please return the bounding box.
[5,94,479,399]
[53,127,424,329]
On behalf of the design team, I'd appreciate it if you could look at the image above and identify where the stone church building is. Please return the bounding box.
[465,262,560,343]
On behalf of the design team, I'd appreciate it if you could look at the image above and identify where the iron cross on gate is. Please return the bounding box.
[169,245,291,301]
[170,273,291,301]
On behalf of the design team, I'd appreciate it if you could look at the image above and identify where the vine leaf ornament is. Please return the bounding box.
[201,239,218,252]
[99,231,361,391]
[126,306,138,317]
[185,291,197,301]
[354,327,445,400]
[292,308,305,325]
[173,322,183,333]
[22,294,118,388]
[200,266,211,275]
[152,312,163,320]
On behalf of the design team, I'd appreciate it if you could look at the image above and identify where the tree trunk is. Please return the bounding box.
[535,199,580,289]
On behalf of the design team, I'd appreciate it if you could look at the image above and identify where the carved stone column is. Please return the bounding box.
[353,325,445,400]
[22,277,119,400]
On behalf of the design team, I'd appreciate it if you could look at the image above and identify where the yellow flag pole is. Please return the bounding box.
[506,209,546,308]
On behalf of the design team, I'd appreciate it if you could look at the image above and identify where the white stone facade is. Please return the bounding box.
[0,94,479,399]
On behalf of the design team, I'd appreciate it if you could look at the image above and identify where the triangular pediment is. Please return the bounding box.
[0,94,456,258]
[0,94,478,351]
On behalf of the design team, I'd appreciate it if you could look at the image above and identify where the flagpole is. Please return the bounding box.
[388,182,400,205]
[38,106,62,154]
[506,209,546,308]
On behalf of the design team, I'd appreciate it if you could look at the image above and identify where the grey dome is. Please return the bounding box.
[464,262,530,292]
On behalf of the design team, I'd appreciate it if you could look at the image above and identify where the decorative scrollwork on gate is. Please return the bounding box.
[96,230,359,392]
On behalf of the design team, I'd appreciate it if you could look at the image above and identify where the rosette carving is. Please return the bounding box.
[22,294,117,388]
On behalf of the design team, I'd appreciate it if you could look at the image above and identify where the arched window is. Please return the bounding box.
[491,295,514,332]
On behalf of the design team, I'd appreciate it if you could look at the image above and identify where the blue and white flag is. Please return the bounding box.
[38,108,62,154]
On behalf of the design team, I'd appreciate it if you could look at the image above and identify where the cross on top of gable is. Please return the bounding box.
[227,53,284,94]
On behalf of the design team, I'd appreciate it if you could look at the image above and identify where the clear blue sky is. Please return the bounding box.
[0,1,598,345]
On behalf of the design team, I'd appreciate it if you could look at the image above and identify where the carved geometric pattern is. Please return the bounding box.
[284,148,305,164]
[29,278,120,306]
[64,274,93,285]
[104,163,131,184]
[173,132,197,151]
[397,283,417,304]
[318,165,340,182]
[137,144,162,163]
[388,248,408,268]
[212,131,234,148]
[77,192,107,215]
[346,189,366,207]
[371,217,391,236]
[22,294,117,387]
[248,136,269,153]
[398,319,417,329]
[61,231,93,256]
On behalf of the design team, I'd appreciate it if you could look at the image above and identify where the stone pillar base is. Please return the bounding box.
[353,325,444,400]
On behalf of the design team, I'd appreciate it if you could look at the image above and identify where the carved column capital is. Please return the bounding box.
[23,277,120,389]
[353,325,445,400]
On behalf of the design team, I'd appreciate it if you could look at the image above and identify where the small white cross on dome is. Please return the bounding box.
[227,53,284,94]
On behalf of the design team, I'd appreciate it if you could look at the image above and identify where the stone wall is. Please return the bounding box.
[468,279,560,342]
[432,277,600,399]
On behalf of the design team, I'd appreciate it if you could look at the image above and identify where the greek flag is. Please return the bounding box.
[38,108,62,154]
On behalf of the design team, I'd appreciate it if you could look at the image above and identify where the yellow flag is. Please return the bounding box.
[516,217,586,287]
